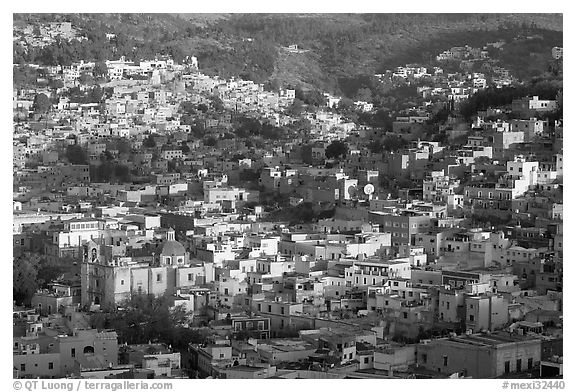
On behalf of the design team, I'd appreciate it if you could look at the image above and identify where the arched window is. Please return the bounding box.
[83,346,95,355]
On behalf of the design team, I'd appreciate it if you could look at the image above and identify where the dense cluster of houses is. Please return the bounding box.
[376,45,517,104]
[13,20,563,379]
[14,21,86,49]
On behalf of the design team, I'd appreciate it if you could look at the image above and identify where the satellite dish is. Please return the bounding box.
[348,185,357,198]
[364,184,375,195]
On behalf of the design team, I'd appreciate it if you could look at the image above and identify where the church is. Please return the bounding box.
[81,228,214,310]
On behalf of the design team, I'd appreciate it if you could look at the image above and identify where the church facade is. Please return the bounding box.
[81,228,214,310]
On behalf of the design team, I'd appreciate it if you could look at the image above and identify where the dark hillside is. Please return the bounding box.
[14,13,562,95]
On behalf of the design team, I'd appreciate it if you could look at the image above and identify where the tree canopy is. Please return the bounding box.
[90,293,201,350]
[325,140,348,159]
[33,93,51,114]
[65,144,87,164]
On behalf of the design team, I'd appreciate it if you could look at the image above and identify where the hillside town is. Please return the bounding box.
[13,17,563,380]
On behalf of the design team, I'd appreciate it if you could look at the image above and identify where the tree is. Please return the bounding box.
[210,96,225,112]
[325,140,348,159]
[93,61,108,79]
[142,135,156,148]
[264,78,280,92]
[556,89,563,117]
[355,87,372,102]
[33,93,51,114]
[102,151,114,161]
[114,165,131,183]
[116,138,132,155]
[286,99,305,116]
[49,78,64,90]
[13,253,41,306]
[167,160,177,173]
[204,136,217,147]
[94,162,114,182]
[86,85,104,103]
[37,262,68,290]
[79,72,94,85]
[179,101,196,115]
[382,135,409,152]
[261,124,283,140]
[66,145,87,164]
[337,97,355,112]
[90,294,196,349]
[14,66,39,88]
[367,140,384,154]
[289,118,312,133]
[301,90,327,107]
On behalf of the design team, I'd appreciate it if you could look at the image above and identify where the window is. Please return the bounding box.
[48,362,54,370]
[422,354,427,363]
[188,273,193,281]
[220,353,224,358]
[443,356,448,366]
[364,357,369,364]
[403,312,408,319]
[257,304,261,312]
[20,364,25,371]
[268,305,272,312]
[469,315,475,322]
[71,348,76,358]
[156,274,162,282]
[120,280,124,285]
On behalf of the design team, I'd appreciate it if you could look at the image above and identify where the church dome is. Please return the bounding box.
[161,240,186,257]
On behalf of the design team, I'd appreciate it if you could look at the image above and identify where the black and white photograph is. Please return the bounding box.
[11,8,566,385]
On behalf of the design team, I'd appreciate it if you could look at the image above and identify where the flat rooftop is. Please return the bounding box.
[440,332,541,348]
